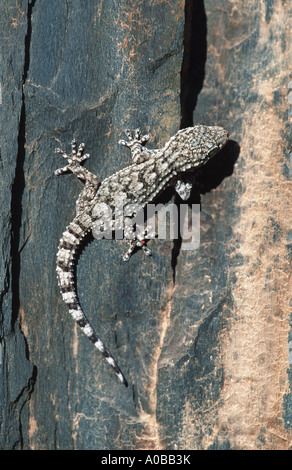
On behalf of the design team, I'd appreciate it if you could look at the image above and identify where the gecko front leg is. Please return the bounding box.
[119,128,159,163]
[174,177,193,200]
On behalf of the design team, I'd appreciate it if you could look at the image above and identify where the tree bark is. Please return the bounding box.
[0,0,291,450]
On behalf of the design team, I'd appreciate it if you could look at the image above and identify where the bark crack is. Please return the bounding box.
[180,0,207,129]
[171,0,207,284]
[11,0,36,329]
[9,1,37,449]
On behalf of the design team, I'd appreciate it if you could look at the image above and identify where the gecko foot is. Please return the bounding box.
[119,128,152,164]
[54,139,90,175]
[123,240,152,262]
[122,224,155,261]
[118,128,150,149]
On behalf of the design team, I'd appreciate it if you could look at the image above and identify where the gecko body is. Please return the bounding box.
[55,125,228,387]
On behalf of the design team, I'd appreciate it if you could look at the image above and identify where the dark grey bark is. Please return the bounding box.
[0,0,291,450]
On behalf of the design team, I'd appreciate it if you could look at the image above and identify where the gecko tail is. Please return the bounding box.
[56,218,128,387]
[69,302,128,387]
[75,307,129,387]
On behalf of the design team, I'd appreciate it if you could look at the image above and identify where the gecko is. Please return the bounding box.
[55,125,229,387]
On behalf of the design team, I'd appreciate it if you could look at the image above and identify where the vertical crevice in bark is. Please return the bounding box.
[11,0,36,330]
[171,0,207,283]
[180,0,207,129]
[13,364,37,449]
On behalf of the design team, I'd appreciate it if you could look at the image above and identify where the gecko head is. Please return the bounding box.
[191,124,229,163]
[204,125,229,157]
[173,125,229,173]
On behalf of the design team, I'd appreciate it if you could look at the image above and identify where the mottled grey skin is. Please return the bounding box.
[55,125,229,387]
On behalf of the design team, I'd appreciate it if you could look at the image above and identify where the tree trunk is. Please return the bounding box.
[0,0,291,450]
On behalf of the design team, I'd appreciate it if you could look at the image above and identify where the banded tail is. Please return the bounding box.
[56,216,128,387]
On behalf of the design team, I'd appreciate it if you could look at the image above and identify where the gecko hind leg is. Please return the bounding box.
[123,239,152,262]
[55,139,99,187]
[54,139,100,214]
[122,224,155,261]
[55,139,90,175]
